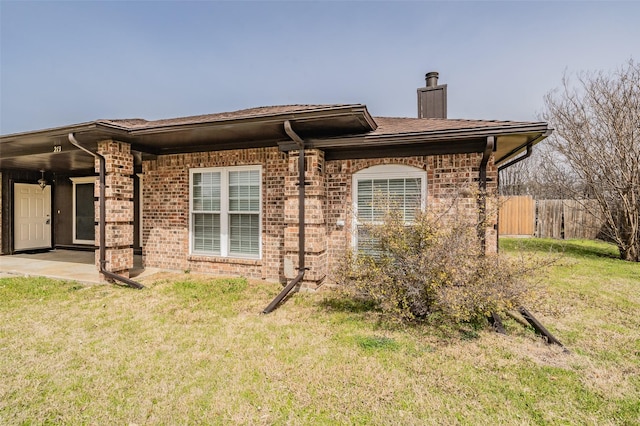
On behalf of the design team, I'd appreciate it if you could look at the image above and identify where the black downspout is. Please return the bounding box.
[263,121,306,314]
[497,144,533,173]
[68,133,144,289]
[478,136,495,254]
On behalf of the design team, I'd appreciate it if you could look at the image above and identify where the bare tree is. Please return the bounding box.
[540,59,640,261]
[499,159,535,196]
[499,144,569,199]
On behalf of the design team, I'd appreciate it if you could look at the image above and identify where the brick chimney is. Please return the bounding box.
[417,71,447,119]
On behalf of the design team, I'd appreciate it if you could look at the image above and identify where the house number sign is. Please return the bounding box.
[53,145,62,152]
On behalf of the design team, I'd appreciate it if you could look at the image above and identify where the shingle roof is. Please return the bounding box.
[99,104,355,130]
[98,107,545,135]
[370,117,545,135]
[0,104,550,173]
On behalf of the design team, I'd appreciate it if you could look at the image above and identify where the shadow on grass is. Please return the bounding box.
[318,292,488,342]
[318,295,378,314]
[500,238,619,260]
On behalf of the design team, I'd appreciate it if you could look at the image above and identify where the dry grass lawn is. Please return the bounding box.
[0,238,638,425]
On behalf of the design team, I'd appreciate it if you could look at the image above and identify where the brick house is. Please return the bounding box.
[0,73,550,290]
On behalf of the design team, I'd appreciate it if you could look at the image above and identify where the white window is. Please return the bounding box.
[352,165,426,253]
[190,166,261,258]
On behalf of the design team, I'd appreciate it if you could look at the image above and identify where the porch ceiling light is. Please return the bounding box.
[37,169,47,190]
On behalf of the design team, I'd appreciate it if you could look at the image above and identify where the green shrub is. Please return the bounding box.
[336,210,547,324]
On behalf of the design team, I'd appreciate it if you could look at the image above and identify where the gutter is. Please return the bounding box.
[1,122,100,140]
[263,120,307,313]
[68,133,144,289]
[279,123,550,152]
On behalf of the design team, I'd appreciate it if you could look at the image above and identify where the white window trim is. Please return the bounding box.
[189,165,262,259]
[70,176,96,245]
[136,173,144,248]
[352,164,427,250]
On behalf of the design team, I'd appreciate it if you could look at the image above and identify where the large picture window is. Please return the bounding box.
[190,166,261,258]
[353,165,426,253]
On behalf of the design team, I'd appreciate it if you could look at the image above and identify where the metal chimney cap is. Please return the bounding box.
[425,71,439,87]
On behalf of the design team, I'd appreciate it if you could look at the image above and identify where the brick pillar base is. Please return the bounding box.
[95,140,134,281]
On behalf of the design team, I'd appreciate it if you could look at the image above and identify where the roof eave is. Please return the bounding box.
[0,121,99,142]
[494,128,553,165]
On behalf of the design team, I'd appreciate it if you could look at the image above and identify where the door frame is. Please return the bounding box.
[13,182,52,251]
[70,176,96,245]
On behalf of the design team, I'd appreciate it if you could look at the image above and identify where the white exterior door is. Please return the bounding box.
[14,183,52,251]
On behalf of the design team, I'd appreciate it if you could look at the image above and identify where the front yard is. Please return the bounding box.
[1,239,638,424]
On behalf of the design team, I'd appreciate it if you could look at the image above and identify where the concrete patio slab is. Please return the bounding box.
[0,250,163,284]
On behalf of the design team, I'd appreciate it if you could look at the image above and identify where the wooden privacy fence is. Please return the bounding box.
[499,196,605,239]
[498,196,535,236]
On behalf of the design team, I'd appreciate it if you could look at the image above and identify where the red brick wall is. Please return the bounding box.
[325,153,498,282]
[142,147,288,281]
[142,149,497,285]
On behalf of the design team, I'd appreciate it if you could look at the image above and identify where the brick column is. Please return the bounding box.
[284,149,327,290]
[95,140,134,279]
[484,155,499,254]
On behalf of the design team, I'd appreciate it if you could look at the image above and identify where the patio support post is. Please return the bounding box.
[283,148,327,290]
[478,136,497,254]
[95,140,135,279]
[263,121,328,313]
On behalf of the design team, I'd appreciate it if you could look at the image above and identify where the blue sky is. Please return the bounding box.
[1,1,639,134]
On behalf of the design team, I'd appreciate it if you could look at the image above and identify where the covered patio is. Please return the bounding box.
[0,250,159,283]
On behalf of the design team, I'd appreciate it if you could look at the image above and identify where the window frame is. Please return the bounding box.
[70,176,96,245]
[352,164,427,251]
[137,173,143,248]
[189,165,262,259]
